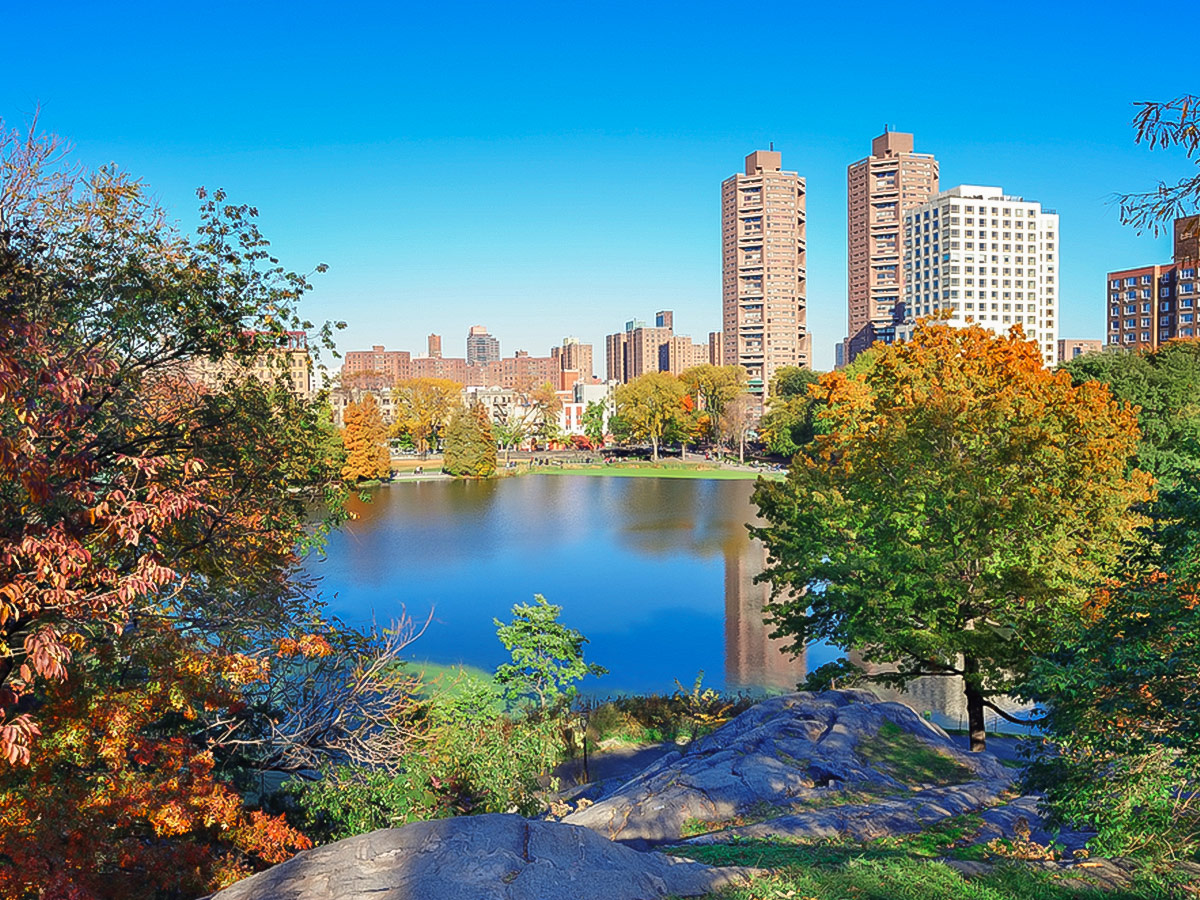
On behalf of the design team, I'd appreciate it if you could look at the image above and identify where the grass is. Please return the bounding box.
[859,721,976,786]
[693,856,1183,900]
[668,824,1193,900]
[536,463,768,481]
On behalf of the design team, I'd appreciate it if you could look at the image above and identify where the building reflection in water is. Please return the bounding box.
[723,537,809,692]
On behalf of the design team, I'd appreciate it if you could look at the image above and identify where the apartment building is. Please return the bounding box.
[721,149,809,399]
[603,311,718,383]
[903,185,1060,366]
[343,345,413,384]
[1106,215,1200,350]
[466,325,500,366]
[186,330,314,397]
[845,130,938,365]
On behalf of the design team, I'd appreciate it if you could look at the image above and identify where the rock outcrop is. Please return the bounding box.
[207,814,750,900]
[563,690,1014,844]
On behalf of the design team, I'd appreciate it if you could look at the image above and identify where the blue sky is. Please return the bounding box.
[3,0,1193,370]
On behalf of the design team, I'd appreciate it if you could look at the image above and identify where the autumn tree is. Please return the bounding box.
[752,323,1152,751]
[614,372,687,461]
[340,393,391,482]
[391,377,461,457]
[442,403,498,478]
[720,393,757,464]
[681,364,747,445]
[0,119,379,894]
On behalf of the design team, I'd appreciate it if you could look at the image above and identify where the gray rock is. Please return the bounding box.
[208,814,749,900]
[564,691,1013,844]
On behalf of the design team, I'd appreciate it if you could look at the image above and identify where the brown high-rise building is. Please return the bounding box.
[1107,215,1200,350]
[721,150,808,400]
[342,345,412,385]
[427,334,443,358]
[845,130,938,365]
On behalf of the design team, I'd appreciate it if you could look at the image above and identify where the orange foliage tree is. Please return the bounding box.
[341,393,391,482]
[753,323,1152,751]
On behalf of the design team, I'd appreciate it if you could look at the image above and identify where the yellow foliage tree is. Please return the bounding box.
[340,394,390,482]
[392,378,461,457]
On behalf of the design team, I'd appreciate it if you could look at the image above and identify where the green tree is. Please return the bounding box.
[1062,341,1200,572]
[758,367,824,458]
[752,324,1152,751]
[582,400,608,447]
[442,403,497,478]
[1020,571,1200,859]
[340,393,391,482]
[493,595,606,708]
[614,372,687,461]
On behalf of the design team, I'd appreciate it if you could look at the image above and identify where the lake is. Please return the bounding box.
[305,474,837,696]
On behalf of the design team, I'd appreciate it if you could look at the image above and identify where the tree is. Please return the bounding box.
[681,365,747,445]
[752,323,1152,751]
[340,393,391,482]
[391,378,461,457]
[1020,570,1200,859]
[758,367,824,458]
[1117,95,1200,234]
[528,381,563,448]
[719,393,756,464]
[581,400,608,448]
[0,119,370,894]
[614,372,687,461]
[1062,341,1200,572]
[442,403,497,478]
[493,595,606,708]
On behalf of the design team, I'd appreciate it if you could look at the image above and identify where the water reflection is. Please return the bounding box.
[306,476,832,695]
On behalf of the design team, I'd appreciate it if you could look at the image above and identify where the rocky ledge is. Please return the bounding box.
[212,691,1084,900]
[564,689,1015,844]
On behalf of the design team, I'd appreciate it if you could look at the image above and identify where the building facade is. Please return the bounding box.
[1106,216,1200,350]
[721,150,809,399]
[342,345,413,384]
[466,325,500,366]
[903,185,1059,366]
[603,311,719,384]
[845,130,938,365]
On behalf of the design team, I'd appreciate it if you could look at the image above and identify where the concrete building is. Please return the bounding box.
[1057,339,1103,363]
[721,149,809,399]
[902,185,1060,366]
[466,325,500,367]
[1106,215,1200,350]
[845,130,939,365]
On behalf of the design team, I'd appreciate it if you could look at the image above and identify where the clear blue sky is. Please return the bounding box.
[3,0,1193,370]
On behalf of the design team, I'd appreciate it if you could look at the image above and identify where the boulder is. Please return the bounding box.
[207,814,749,900]
[563,690,1013,844]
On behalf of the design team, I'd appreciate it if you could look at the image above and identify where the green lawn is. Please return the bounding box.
[534,463,777,481]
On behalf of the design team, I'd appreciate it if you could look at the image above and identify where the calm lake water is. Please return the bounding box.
[305,474,839,696]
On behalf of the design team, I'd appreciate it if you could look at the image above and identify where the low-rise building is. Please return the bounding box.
[1106,215,1200,351]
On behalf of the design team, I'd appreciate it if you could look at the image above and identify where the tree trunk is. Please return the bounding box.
[738,432,745,464]
[652,435,659,461]
[963,657,987,752]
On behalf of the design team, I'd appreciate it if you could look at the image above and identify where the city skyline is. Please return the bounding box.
[3,1,1190,370]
